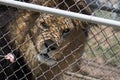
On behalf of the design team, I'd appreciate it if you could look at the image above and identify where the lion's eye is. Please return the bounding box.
[41,22,48,29]
[62,28,70,37]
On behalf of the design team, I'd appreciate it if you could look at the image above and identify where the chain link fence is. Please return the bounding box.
[0,0,120,80]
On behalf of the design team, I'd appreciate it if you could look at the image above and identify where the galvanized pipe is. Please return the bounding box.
[0,0,120,27]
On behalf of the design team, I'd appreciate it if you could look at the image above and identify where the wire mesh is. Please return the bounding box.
[0,0,120,80]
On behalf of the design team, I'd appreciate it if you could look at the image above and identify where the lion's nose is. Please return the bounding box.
[44,39,58,51]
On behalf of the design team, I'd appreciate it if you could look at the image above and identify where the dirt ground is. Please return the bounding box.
[63,57,120,80]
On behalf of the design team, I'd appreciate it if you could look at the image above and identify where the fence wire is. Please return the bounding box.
[0,0,120,80]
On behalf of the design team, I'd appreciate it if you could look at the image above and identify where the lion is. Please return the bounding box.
[0,0,94,80]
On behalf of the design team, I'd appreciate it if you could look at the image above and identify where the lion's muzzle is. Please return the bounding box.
[37,39,59,66]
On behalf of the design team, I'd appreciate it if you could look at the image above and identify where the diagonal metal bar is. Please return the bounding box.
[0,0,120,27]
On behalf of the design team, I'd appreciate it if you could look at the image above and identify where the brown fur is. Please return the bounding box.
[2,0,94,80]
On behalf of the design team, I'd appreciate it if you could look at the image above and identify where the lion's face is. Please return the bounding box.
[30,14,76,66]
[29,14,86,67]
